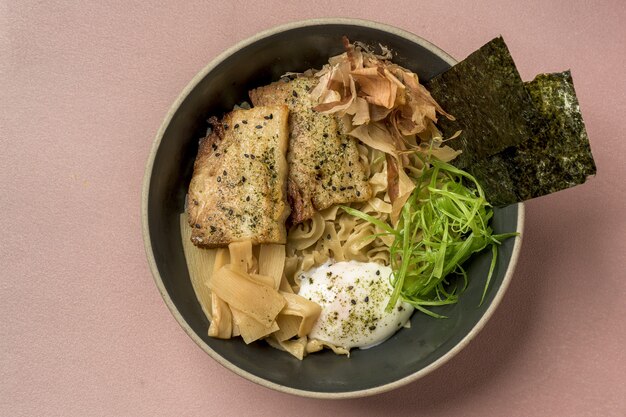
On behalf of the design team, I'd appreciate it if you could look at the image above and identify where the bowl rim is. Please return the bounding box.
[141,17,525,399]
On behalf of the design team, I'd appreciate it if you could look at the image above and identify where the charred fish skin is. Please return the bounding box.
[187,105,290,248]
[250,77,372,224]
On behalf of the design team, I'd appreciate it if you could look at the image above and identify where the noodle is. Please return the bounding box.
[286,147,394,282]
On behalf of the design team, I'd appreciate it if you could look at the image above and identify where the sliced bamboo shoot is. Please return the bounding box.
[259,244,285,289]
[210,265,286,326]
[179,214,216,320]
[231,307,279,344]
[280,292,322,337]
[208,293,233,338]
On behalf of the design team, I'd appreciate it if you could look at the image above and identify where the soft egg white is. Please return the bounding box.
[298,260,414,349]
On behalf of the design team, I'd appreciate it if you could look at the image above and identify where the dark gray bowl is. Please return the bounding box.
[141,18,524,398]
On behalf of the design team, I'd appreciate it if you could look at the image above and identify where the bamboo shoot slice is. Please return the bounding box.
[208,293,233,338]
[228,240,255,273]
[231,307,279,344]
[274,314,302,341]
[280,292,322,337]
[259,244,285,289]
[210,265,286,326]
[180,214,216,320]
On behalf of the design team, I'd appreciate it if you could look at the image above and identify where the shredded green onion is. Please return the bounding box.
[342,158,517,318]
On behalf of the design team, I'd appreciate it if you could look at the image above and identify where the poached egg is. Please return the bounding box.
[298,260,414,349]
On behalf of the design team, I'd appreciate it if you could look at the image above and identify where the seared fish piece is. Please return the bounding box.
[250,77,372,224]
[187,105,290,248]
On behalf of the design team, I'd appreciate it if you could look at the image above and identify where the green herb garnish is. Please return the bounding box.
[342,159,517,318]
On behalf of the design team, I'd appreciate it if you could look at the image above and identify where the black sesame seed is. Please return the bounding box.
[356,191,361,197]
[314,165,320,170]
[369,325,377,331]
[223,123,229,130]
[326,234,331,239]
[211,143,218,150]
[234,123,239,129]
[332,186,337,191]
[194,223,201,228]
[347,285,353,290]
[228,209,233,215]
[255,125,263,129]
[210,226,216,232]
[246,196,250,202]
[214,153,220,157]
[364,296,369,302]
[340,186,346,191]
[241,120,248,124]
[351,299,356,305]
[217,176,221,182]
[398,306,404,312]
[323,133,328,138]
[376,270,380,276]
[264,114,273,120]
[241,176,246,183]
[244,154,249,158]
[292,90,298,97]
[250,154,256,160]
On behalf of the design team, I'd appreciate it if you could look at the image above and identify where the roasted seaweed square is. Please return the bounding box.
[470,71,596,206]
[426,36,538,170]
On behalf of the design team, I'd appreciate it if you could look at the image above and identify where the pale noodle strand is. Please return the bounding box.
[286,148,392,281]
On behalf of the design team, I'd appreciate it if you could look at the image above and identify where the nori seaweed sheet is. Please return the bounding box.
[471,71,596,206]
[425,36,538,170]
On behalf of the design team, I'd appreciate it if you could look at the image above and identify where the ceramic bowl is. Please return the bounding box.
[142,18,524,398]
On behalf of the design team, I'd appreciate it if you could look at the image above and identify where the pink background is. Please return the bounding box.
[2,1,625,416]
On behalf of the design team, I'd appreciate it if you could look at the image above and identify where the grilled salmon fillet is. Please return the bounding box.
[249,77,372,224]
[187,105,290,248]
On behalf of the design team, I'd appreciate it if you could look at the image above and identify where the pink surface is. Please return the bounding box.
[1,1,625,416]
